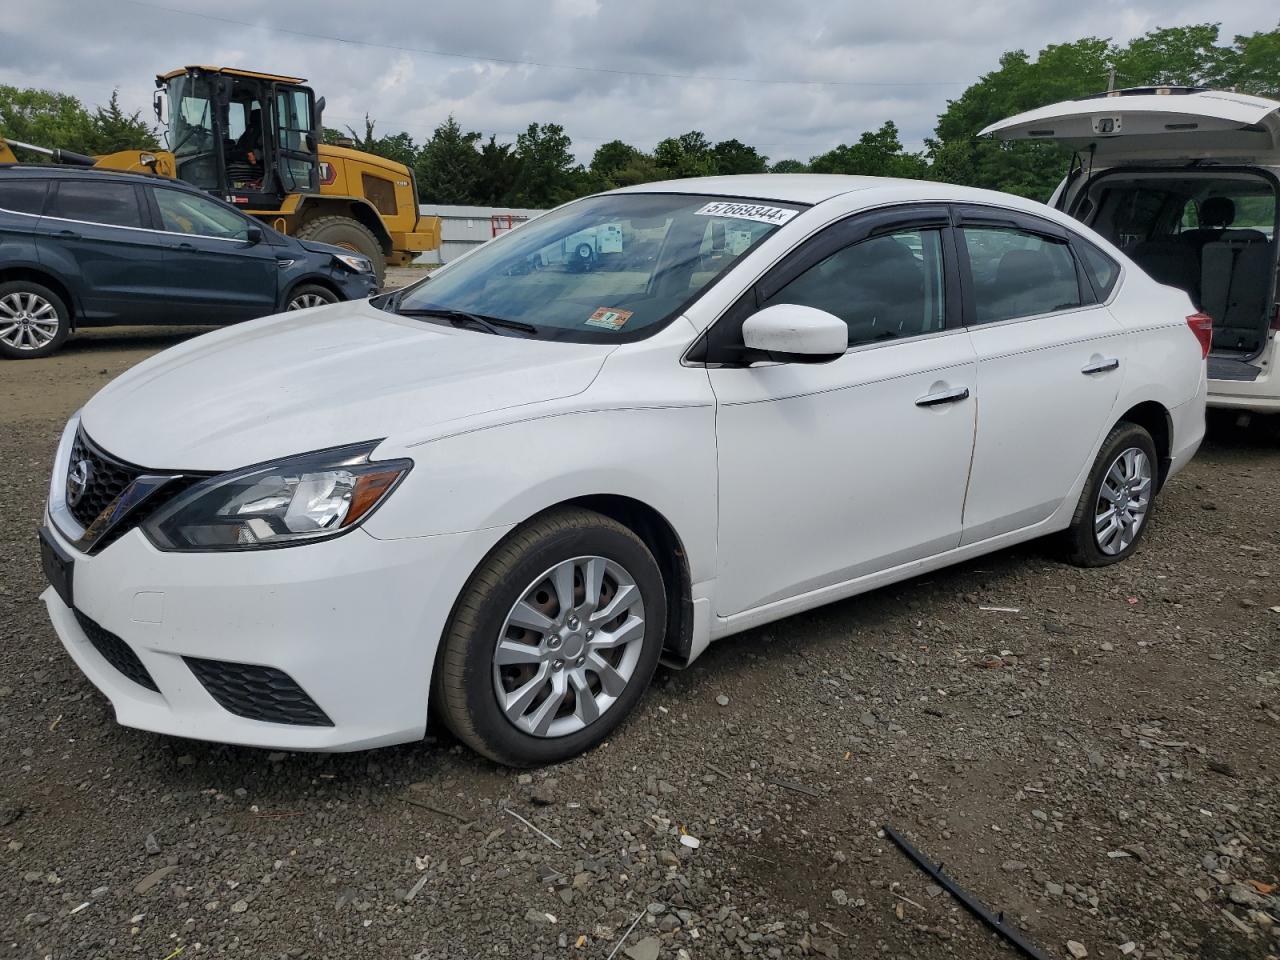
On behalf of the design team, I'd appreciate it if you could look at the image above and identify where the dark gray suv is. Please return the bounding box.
[0,165,379,358]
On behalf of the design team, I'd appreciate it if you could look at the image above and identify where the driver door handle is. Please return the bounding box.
[1081,357,1120,375]
[915,386,970,407]
[57,229,80,240]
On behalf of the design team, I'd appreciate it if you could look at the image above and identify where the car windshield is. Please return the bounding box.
[392,193,803,341]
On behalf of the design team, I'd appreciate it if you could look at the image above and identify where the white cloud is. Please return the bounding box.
[1,0,1275,165]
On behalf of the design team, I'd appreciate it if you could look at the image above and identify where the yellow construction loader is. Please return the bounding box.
[1,66,439,280]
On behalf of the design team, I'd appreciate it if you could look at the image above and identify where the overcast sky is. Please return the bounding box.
[2,0,1276,164]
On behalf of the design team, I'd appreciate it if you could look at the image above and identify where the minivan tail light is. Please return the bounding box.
[1185,312,1213,358]
[1271,303,1280,331]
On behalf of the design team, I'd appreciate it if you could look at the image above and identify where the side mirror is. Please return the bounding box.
[244,226,263,245]
[741,303,847,364]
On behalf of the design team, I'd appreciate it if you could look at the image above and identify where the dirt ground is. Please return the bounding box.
[1,315,1278,960]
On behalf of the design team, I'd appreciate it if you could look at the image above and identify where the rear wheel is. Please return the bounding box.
[0,280,70,360]
[1064,422,1158,567]
[433,508,666,766]
[286,284,339,311]
[293,215,386,283]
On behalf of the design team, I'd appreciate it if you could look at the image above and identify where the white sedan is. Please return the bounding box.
[39,175,1207,765]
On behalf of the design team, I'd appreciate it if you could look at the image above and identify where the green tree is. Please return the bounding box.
[509,122,580,206]
[1224,25,1280,97]
[927,23,1280,199]
[654,131,715,178]
[476,135,522,205]
[769,158,808,173]
[808,121,928,179]
[711,138,768,175]
[415,116,482,204]
[88,89,159,153]
[0,84,98,157]
[1112,24,1230,88]
[337,114,418,168]
[590,139,642,179]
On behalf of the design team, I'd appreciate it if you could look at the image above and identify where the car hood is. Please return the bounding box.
[296,238,350,257]
[80,301,615,470]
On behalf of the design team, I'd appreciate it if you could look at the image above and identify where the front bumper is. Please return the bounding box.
[41,516,509,751]
[333,266,381,299]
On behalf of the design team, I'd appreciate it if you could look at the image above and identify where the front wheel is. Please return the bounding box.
[286,284,339,311]
[1063,422,1158,567]
[433,508,666,766]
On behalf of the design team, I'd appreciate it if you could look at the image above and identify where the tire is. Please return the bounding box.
[293,215,386,282]
[1063,422,1159,567]
[286,283,339,311]
[433,507,667,766]
[571,243,594,272]
[0,280,71,360]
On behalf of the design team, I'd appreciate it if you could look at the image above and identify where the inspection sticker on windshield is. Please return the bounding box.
[693,201,797,226]
[585,307,633,330]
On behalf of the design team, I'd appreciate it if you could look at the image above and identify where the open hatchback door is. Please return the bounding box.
[984,87,1280,414]
[980,87,1280,165]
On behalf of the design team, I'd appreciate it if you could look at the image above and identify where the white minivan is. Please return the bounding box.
[985,87,1280,413]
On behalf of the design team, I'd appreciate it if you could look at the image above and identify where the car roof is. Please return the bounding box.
[611,173,1079,220]
[0,163,202,191]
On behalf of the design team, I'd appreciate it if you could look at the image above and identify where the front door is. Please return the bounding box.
[955,208,1126,544]
[272,85,319,195]
[148,185,279,323]
[706,208,978,617]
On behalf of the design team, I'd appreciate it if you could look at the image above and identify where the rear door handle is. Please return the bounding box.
[1081,358,1120,375]
[57,229,80,239]
[177,242,196,252]
[915,386,970,407]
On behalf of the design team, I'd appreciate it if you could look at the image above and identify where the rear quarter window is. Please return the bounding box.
[1078,241,1121,300]
[46,180,144,228]
[0,179,49,215]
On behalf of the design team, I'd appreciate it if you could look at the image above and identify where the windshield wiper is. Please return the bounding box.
[396,307,539,337]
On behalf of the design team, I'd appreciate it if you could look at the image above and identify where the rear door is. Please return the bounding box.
[956,207,1126,544]
[36,179,168,324]
[982,90,1280,166]
[147,185,280,323]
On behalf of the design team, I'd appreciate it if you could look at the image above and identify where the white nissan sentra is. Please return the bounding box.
[39,175,1207,765]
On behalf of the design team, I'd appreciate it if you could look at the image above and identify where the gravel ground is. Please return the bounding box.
[1,324,1278,960]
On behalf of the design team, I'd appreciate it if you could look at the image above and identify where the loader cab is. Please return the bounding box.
[156,66,320,211]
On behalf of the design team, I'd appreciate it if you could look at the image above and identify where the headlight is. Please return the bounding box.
[334,253,372,273]
[143,442,411,551]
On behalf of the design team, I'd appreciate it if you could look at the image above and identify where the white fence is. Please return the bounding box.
[417,204,547,264]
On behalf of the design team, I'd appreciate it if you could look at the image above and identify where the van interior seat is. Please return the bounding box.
[1178,195,1236,253]
[1201,230,1273,354]
[1128,239,1202,304]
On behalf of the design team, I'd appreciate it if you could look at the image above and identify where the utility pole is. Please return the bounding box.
[1107,66,1116,92]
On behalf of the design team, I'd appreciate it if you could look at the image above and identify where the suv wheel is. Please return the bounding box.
[0,281,70,359]
[287,284,339,311]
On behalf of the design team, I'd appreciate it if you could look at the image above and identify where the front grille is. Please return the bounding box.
[73,610,159,692]
[65,430,204,553]
[184,658,333,727]
[67,430,142,529]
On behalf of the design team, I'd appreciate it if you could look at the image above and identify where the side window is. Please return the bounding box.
[0,179,49,215]
[1077,240,1121,301]
[961,226,1082,324]
[46,181,143,228]
[762,228,947,345]
[153,189,251,240]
